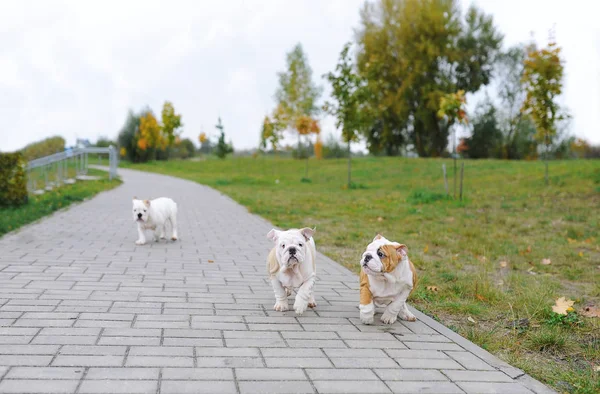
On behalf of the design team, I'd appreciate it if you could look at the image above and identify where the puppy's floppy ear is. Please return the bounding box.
[267,229,281,242]
[144,200,151,207]
[393,243,408,258]
[300,227,315,241]
[373,233,383,242]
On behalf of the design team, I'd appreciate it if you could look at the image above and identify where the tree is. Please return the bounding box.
[521,39,567,185]
[462,98,503,159]
[356,0,502,156]
[117,110,142,162]
[214,117,233,159]
[161,101,183,154]
[138,110,163,160]
[495,45,527,159]
[198,131,213,155]
[438,90,468,197]
[274,43,322,155]
[260,116,281,153]
[324,42,367,187]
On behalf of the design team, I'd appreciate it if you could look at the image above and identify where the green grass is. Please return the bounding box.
[0,169,121,237]
[122,156,599,393]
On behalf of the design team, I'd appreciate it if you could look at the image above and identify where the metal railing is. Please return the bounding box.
[26,146,118,193]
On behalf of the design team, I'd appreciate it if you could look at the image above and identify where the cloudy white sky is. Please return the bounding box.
[1,0,598,153]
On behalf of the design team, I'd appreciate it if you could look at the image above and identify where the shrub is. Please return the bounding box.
[0,152,28,207]
[20,136,65,161]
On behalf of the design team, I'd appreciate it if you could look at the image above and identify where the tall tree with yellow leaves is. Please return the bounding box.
[138,111,163,160]
[521,39,568,185]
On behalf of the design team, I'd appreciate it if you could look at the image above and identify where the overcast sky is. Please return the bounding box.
[1,0,598,153]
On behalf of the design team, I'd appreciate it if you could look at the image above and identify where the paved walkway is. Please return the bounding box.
[0,168,554,394]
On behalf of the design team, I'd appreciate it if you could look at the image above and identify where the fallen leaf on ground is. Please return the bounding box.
[578,251,584,257]
[499,261,508,268]
[475,294,486,301]
[567,238,577,244]
[595,365,600,372]
[377,217,384,222]
[580,306,600,318]
[208,260,215,263]
[541,258,552,265]
[426,286,439,292]
[467,316,476,323]
[423,245,429,253]
[552,297,575,315]
[497,280,504,286]
[526,245,532,253]
[477,256,487,262]
[527,267,537,275]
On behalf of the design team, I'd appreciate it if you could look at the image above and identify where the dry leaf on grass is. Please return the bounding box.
[499,261,508,268]
[526,245,532,253]
[475,294,486,301]
[580,306,600,318]
[377,217,384,222]
[541,258,552,265]
[595,365,600,372]
[527,267,537,275]
[578,251,584,257]
[467,316,476,323]
[552,297,575,315]
[423,245,429,253]
[567,238,577,244]
[426,286,439,292]
[208,260,215,263]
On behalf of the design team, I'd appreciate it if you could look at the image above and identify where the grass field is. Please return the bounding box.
[123,156,599,393]
[0,169,121,237]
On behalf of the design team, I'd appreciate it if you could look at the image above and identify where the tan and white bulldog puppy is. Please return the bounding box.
[359,234,417,325]
[132,197,178,245]
[266,228,317,315]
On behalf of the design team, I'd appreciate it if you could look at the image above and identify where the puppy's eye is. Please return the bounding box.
[299,243,303,247]
[281,244,285,249]
[143,210,147,212]
[377,250,385,258]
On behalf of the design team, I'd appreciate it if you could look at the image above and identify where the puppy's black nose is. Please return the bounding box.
[288,247,296,255]
[137,213,142,218]
[363,254,372,263]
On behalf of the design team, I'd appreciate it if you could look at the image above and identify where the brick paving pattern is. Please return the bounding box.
[0,169,555,393]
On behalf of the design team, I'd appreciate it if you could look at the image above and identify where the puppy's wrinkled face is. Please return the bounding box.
[361,234,407,275]
[267,228,314,269]
[132,198,150,223]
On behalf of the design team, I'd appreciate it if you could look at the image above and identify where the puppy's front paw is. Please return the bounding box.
[308,302,317,309]
[135,239,146,245]
[381,310,398,325]
[360,314,374,325]
[294,298,308,315]
[273,301,289,312]
[399,310,416,322]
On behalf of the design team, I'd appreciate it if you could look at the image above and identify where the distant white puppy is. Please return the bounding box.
[266,228,316,315]
[132,197,178,245]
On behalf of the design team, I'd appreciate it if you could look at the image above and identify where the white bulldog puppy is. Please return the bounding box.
[266,228,317,315]
[132,197,178,245]
[359,234,418,325]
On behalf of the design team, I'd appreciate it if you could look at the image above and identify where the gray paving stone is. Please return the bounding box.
[457,382,534,393]
[161,368,234,380]
[306,368,380,381]
[238,381,314,394]
[313,380,391,393]
[0,167,551,394]
[160,380,236,394]
[0,379,79,393]
[443,370,514,382]
[386,381,465,393]
[78,380,158,394]
[235,368,307,381]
